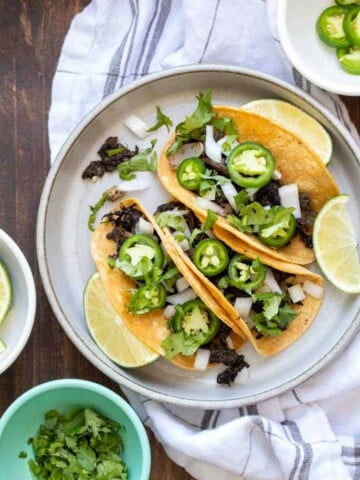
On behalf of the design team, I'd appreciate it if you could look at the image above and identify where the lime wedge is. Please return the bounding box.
[84,273,159,367]
[0,338,7,354]
[313,195,360,293]
[241,99,333,165]
[0,260,12,324]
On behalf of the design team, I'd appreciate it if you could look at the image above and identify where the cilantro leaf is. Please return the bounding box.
[234,190,250,211]
[161,331,207,359]
[146,106,173,133]
[251,292,298,336]
[156,211,188,232]
[202,209,217,231]
[118,139,157,180]
[115,256,153,280]
[88,193,108,232]
[167,89,214,155]
[211,116,238,135]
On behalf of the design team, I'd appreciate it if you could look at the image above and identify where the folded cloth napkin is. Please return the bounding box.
[49,1,360,479]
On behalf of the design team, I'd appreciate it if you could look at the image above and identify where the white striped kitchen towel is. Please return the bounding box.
[48,1,360,479]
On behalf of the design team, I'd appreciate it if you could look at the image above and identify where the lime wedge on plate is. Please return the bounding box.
[84,273,159,367]
[241,99,333,165]
[0,260,12,324]
[0,338,7,354]
[313,195,360,293]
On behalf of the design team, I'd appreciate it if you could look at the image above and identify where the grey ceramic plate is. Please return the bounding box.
[37,66,360,407]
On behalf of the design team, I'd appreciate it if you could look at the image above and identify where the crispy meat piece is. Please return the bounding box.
[82,137,138,179]
[254,181,280,207]
[200,153,229,177]
[297,192,317,249]
[104,205,143,253]
[209,345,250,386]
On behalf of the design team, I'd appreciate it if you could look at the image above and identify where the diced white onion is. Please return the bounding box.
[135,217,154,235]
[234,297,253,318]
[288,284,306,303]
[202,189,216,201]
[194,349,210,371]
[245,187,260,201]
[205,125,222,162]
[233,366,250,385]
[263,206,271,211]
[272,169,282,180]
[217,136,239,156]
[167,288,198,305]
[226,336,234,349]
[163,305,176,319]
[178,238,190,251]
[117,172,153,191]
[221,182,238,211]
[124,114,149,138]
[176,277,189,293]
[264,268,282,294]
[302,280,323,299]
[172,142,204,164]
[196,197,225,216]
[279,183,301,219]
[163,209,190,217]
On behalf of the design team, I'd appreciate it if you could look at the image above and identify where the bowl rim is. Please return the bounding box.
[0,229,36,375]
[277,0,360,96]
[0,378,151,480]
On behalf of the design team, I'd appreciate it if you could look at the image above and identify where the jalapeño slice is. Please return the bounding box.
[119,233,164,280]
[343,6,360,45]
[337,45,360,73]
[193,239,229,277]
[335,0,360,6]
[228,255,266,292]
[130,284,167,314]
[316,6,352,48]
[258,207,296,248]
[170,299,220,344]
[227,142,275,189]
[177,157,206,191]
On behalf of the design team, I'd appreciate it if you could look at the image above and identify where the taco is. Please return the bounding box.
[90,198,246,379]
[157,90,339,265]
[154,200,324,356]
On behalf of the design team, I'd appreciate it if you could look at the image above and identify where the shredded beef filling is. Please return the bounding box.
[104,205,143,255]
[200,153,229,177]
[254,180,280,207]
[82,136,138,179]
[297,193,317,249]
[209,346,249,386]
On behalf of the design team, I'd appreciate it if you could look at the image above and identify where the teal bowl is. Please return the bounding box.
[0,379,151,479]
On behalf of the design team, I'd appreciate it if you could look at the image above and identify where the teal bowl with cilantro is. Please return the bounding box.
[0,379,151,480]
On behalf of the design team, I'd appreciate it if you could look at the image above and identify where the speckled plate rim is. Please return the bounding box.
[37,65,360,408]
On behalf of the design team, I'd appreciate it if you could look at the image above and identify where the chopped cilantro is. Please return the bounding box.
[27,408,127,480]
[107,146,127,156]
[251,292,298,336]
[211,117,238,136]
[146,106,173,133]
[189,210,217,247]
[167,89,214,155]
[19,451,27,459]
[202,209,217,231]
[156,211,188,232]
[161,330,207,359]
[88,193,108,232]
[118,139,157,180]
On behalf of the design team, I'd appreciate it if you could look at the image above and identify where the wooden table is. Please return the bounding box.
[0,1,358,479]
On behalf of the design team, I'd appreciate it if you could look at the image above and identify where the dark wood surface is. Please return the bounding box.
[0,2,359,480]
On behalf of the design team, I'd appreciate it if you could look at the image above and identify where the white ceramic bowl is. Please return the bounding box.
[0,230,36,374]
[277,0,360,96]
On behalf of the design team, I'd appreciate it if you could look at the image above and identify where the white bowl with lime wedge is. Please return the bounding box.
[0,229,36,375]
